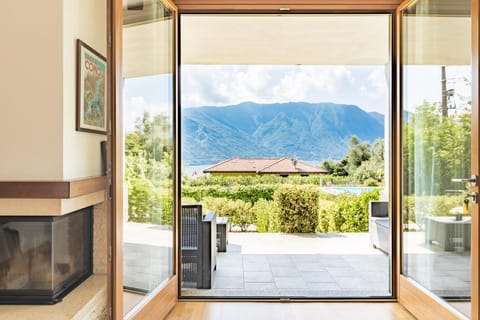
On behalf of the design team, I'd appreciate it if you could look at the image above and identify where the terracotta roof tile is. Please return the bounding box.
[259,158,327,174]
[203,158,327,174]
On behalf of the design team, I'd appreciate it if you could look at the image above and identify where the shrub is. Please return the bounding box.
[202,197,230,214]
[274,185,319,233]
[343,190,380,232]
[363,178,379,187]
[148,195,174,226]
[232,200,256,232]
[181,184,275,203]
[318,190,380,232]
[403,195,466,224]
[202,197,256,231]
[317,198,336,232]
[160,196,174,226]
[127,178,161,223]
[254,199,280,233]
[180,197,198,205]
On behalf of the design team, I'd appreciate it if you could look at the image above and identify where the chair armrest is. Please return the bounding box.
[369,201,389,218]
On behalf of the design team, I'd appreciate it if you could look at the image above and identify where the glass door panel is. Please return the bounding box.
[122,0,175,316]
[400,0,472,317]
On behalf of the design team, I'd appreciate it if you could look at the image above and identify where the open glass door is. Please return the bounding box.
[113,0,178,318]
[398,0,478,318]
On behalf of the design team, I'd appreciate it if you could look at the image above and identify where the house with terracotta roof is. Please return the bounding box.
[203,157,327,177]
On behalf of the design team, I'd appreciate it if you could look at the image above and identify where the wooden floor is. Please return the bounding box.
[166,302,416,320]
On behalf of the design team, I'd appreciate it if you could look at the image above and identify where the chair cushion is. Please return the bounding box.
[375,218,389,229]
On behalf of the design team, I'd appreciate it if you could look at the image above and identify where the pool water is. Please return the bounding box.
[324,186,379,195]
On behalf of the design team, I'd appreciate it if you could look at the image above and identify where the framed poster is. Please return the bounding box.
[76,39,107,134]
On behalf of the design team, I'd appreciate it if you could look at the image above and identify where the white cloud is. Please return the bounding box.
[181,65,393,113]
[359,69,387,100]
[124,95,169,132]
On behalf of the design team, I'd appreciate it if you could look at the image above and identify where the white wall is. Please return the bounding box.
[63,0,107,180]
[0,0,106,182]
[0,1,64,181]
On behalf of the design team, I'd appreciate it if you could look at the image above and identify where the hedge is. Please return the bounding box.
[274,185,320,233]
[318,190,380,232]
[403,194,467,224]
[202,197,256,231]
[182,184,275,203]
[254,199,280,233]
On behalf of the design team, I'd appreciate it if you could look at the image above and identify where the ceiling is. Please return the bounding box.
[181,14,390,66]
[123,13,471,78]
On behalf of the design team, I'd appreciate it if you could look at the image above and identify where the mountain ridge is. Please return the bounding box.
[181,102,384,165]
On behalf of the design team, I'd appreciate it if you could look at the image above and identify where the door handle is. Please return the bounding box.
[465,192,478,204]
[451,175,478,186]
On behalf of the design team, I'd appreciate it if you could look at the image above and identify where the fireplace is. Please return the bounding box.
[0,207,93,304]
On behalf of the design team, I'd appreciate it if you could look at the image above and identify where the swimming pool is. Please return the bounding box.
[323,186,380,195]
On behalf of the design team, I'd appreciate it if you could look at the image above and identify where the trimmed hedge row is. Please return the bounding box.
[183,174,354,188]
[189,184,380,233]
[182,184,275,203]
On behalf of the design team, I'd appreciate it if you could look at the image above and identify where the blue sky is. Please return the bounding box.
[181,65,388,112]
[123,65,471,132]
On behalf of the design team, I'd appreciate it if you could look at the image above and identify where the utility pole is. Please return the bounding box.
[441,65,448,118]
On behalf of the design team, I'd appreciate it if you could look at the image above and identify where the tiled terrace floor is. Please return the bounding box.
[182,232,391,297]
[122,223,471,299]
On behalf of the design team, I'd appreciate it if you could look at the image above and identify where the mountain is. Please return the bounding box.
[368,112,385,126]
[182,102,384,165]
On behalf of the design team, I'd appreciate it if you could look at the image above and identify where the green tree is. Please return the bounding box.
[346,135,371,173]
[403,102,471,196]
[321,159,335,175]
[332,159,348,177]
[327,136,383,182]
[125,112,174,224]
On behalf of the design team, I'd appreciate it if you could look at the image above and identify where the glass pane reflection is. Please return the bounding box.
[122,0,175,315]
[401,0,472,317]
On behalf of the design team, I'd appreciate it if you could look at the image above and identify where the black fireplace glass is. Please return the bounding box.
[0,208,93,304]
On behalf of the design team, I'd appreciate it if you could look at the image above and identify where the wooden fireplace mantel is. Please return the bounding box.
[0,176,107,216]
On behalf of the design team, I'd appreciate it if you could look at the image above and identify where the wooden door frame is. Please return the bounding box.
[110,0,123,318]
[395,0,479,319]
[176,10,398,302]
[472,0,480,317]
[174,0,402,12]
[109,0,478,318]
[110,0,179,319]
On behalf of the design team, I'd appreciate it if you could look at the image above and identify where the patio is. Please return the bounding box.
[181,232,391,297]
[122,223,471,299]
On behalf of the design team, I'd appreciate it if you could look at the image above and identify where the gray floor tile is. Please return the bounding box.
[291,255,320,263]
[307,282,342,290]
[216,267,244,277]
[244,262,271,271]
[268,256,295,267]
[244,282,277,291]
[244,271,274,282]
[318,258,347,267]
[295,262,326,272]
[271,266,301,277]
[302,271,335,283]
[274,277,307,289]
[243,255,269,263]
[360,271,389,283]
[213,276,244,289]
[335,277,371,290]
[326,267,360,277]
